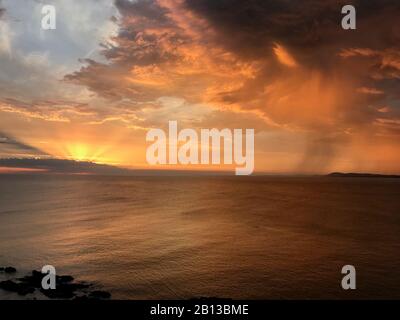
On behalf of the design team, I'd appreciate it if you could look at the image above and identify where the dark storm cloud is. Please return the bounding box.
[115,0,170,25]
[180,0,400,129]
[184,0,400,67]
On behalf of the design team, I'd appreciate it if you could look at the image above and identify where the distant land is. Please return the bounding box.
[327,172,400,178]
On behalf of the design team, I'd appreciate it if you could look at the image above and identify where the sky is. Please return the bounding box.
[0,0,400,174]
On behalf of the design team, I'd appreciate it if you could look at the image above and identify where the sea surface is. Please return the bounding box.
[0,175,400,299]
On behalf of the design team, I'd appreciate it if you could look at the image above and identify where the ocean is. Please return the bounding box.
[0,175,399,299]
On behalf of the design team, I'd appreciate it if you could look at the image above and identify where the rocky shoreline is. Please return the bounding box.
[0,266,111,300]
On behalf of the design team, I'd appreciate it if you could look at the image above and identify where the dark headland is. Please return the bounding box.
[327,172,400,178]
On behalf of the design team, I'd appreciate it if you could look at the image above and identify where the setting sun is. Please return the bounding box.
[66,143,92,161]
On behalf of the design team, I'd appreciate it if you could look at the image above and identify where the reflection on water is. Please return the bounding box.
[1,175,400,299]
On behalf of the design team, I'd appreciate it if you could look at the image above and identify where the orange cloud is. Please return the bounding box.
[2,0,400,174]
[273,44,298,68]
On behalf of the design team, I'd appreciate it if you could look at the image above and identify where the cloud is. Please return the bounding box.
[0,158,132,175]
[1,0,400,173]
[0,0,5,19]
[0,7,11,55]
[357,87,384,95]
[59,0,400,172]
[64,0,261,106]
[0,131,48,157]
[63,0,400,128]
[273,43,298,68]
[0,0,121,123]
[0,98,97,122]
[340,47,400,80]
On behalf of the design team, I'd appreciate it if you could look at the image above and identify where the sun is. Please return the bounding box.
[64,142,119,164]
[66,143,96,162]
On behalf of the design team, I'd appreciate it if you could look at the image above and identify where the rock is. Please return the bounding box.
[88,290,111,299]
[40,283,77,299]
[20,270,91,299]
[40,281,90,299]
[20,271,77,288]
[0,280,35,296]
[17,285,35,296]
[40,288,75,299]
[18,270,43,287]
[57,275,74,284]
[0,280,19,292]
[4,267,17,273]
[1,268,108,300]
